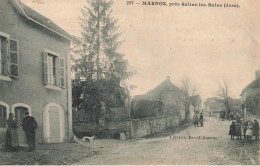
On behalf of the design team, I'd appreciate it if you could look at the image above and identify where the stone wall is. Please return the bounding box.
[131,116,180,138]
[73,115,181,139]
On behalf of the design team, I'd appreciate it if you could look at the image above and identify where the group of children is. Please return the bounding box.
[229,119,259,142]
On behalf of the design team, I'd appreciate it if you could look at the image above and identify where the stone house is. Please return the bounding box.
[0,0,74,144]
[131,76,185,120]
[240,70,260,120]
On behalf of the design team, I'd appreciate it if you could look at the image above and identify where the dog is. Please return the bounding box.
[82,136,96,143]
[71,135,96,144]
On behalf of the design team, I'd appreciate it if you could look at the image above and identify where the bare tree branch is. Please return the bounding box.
[215,80,232,119]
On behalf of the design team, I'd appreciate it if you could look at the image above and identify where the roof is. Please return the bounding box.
[10,0,73,41]
[204,97,218,105]
[240,78,260,96]
[230,99,240,105]
[145,76,181,96]
[189,95,201,105]
[132,95,148,101]
[132,76,182,104]
[204,97,227,112]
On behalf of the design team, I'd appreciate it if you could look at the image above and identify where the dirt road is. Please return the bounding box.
[75,117,259,165]
[1,117,258,165]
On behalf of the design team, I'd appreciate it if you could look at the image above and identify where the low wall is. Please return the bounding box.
[73,115,181,139]
[131,116,180,138]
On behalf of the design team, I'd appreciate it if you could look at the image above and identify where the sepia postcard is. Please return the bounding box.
[0,0,259,165]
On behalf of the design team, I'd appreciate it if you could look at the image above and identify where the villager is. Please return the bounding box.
[229,121,236,140]
[246,121,253,142]
[5,113,19,152]
[22,111,37,151]
[199,113,204,127]
[253,120,259,140]
[235,114,241,123]
[230,113,235,120]
[219,111,225,121]
[193,114,199,127]
[242,121,247,139]
[235,122,242,139]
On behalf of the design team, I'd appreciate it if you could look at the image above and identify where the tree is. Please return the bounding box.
[179,79,196,122]
[216,80,232,120]
[245,94,260,115]
[72,0,132,122]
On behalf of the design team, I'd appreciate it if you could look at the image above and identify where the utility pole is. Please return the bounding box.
[96,0,100,82]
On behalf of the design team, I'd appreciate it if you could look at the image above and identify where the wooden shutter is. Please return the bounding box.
[5,39,9,76]
[0,39,2,75]
[9,39,18,78]
[43,52,48,84]
[59,57,65,88]
[55,57,60,86]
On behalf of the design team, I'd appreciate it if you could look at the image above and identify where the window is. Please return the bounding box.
[43,49,65,89]
[47,55,57,85]
[0,31,19,79]
[0,36,8,76]
[10,39,19,77]
[0,105,7,128]
[14,106,27,128]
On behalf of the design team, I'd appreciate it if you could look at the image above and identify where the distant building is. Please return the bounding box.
[240,70,260,120]
[203,97,227,117]
[0,0,74,144]
[188,95,202,120]
[230,99,240,114]
[131,76,185,120]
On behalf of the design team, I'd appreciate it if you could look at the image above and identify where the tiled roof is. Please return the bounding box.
[10,0,73,41]
[204,97,227,112]
[145,77,181,96]
[132,77,182,102]
[240,78,260,96]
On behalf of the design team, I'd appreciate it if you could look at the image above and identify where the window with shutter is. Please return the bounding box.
[43,49,64,90]
[0,32,15,81]
[9,39,18,78]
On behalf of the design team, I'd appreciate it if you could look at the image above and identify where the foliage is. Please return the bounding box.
[72,0,132,122]
[245,94,260,115]
[131,99,164,119]
[179,79,196,121]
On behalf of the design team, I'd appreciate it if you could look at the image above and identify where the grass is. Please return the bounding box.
[0,142,99,165]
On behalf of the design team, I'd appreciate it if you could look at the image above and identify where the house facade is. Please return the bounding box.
[0,0,73,144]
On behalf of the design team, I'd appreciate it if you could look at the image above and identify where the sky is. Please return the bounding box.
[22,0,260,101]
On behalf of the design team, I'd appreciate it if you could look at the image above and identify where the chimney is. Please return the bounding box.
[256,70,260,79]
